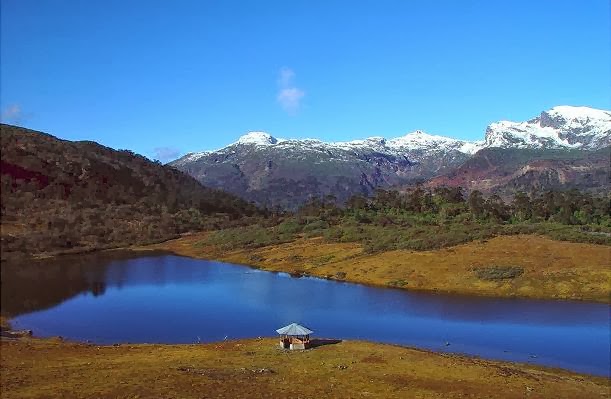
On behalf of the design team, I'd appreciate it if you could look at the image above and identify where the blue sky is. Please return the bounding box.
[1,0,609,161]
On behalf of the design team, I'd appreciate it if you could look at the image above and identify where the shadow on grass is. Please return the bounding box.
[309,338,342,348]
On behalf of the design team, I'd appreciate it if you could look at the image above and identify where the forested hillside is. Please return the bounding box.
[0,124,261,260]
[201,187,611,254]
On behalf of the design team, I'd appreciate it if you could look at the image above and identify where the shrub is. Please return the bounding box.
[204,225,287,250]
[323,227,343,242]
[363,233,398,253]
[473,266,524,281]
[302,219,330,232]
[276,219,302,235]
[339,226,363,242]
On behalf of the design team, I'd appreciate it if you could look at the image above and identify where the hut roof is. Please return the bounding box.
[276,322,313,336]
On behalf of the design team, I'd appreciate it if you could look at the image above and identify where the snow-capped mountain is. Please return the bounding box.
[175,130,481,168]
[484,106,611,150]
[171,106,610,208]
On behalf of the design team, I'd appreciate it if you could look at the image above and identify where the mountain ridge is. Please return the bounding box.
[170,105,610,208]
[175,105,610,164]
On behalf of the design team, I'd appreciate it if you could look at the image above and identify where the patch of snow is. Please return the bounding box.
[390,130,457,148]
[234,131,285,146]
[547,105,611,121]
[459,140,485,154]
[328,136,388,151]
[387,131,483,154]
[172,151,210,165]
[484,106,610,150]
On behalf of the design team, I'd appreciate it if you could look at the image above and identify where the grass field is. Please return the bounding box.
[147,234,611,302]
[1,337,608,399]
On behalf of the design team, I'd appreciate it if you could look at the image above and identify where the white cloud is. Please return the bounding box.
[277,87,305,115]
[153,147,181,163]
[277,67,305,115]
[1,104,23,124]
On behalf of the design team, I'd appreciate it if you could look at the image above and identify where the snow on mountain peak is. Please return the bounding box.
[546,105,611,121]
[172,105,609,168]
[387,130,482,154]
[235,131,280,146]
[395,130,454,143]
[485,106,610,150]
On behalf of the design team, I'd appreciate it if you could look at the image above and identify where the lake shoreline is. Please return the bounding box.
[1,236,181,263]
[4,254,609,378]
[139,233,611,304]
[4,231,609,304]
[1,335,608,398]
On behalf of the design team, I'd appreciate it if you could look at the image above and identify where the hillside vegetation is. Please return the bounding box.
[198,186,611,254]
[0,124,261,260]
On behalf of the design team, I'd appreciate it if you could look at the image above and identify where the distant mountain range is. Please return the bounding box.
[171,106,611,208]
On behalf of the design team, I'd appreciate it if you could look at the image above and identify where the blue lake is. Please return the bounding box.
[2,252,609,377]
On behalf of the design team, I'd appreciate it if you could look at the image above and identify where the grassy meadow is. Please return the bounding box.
[1,337,608,399]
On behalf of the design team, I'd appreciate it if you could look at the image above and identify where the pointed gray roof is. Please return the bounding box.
[276,322,313,336]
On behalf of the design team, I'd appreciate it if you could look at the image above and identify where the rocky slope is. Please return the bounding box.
[426,146,610,197]
[172,131,476,209]
[171,106,610,208]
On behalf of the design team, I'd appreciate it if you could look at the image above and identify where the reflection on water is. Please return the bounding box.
[2,253,609,377]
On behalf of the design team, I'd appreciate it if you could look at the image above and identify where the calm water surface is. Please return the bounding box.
[2,253,609,377]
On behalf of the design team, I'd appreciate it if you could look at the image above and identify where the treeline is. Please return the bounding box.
[203,187,611,253]
[297,187,611,226]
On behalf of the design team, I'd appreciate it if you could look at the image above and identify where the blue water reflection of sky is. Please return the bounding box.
[8,255,610,377]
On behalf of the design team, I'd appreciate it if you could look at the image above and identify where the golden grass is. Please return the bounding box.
[1,337,607,399]
[147,234,611,302]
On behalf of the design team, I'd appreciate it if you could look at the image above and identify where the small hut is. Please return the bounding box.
[276,322,313,350]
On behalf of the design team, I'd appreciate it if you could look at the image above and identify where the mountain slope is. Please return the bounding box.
[0,124,260,260]
[172,130,477,209]
[426,146,610,196]
[171,106,610,208]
